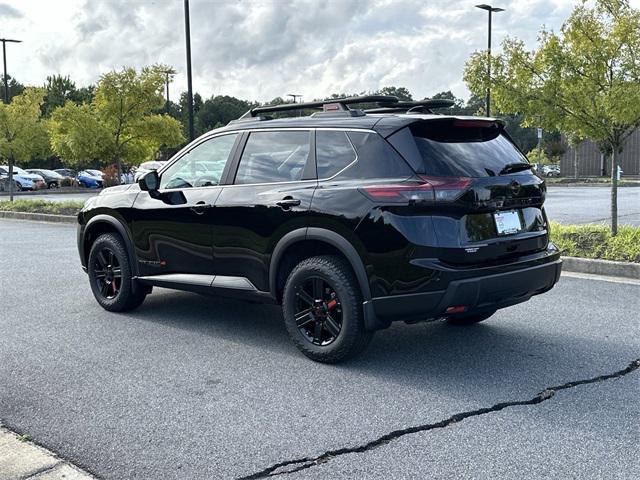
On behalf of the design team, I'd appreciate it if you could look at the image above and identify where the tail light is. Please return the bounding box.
[360,176,472,204]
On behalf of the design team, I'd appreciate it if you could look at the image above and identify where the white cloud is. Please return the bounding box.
[3,0,637,102]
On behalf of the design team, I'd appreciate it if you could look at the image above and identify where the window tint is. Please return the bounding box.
[161,134,238,189]
[235,131,310,184]
[390,120,531,178]
[316,131,356,178]
[328,131,413,180]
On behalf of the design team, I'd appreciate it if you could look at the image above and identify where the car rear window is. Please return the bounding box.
[388,120,531,177]
[316,131,357,178]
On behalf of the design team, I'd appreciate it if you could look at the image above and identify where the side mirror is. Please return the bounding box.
[139,170,159,193]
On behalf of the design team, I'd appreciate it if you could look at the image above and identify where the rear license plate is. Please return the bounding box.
[494,210,522,235]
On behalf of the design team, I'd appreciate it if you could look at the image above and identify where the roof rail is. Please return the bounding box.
[365,99,455,114]
[238,95,399,119]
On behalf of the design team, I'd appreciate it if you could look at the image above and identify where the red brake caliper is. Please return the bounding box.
[326,299,338,310]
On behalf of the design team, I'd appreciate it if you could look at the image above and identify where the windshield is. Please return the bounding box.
[87,170,102,177]
[389,120,532,178]
[13,167,27,175]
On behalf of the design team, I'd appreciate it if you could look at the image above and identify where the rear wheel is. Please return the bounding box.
[446,309,496,326]
[88,233,147,312]
[282,255,372,363]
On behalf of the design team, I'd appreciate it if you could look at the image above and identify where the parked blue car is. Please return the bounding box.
[77,170,103,188]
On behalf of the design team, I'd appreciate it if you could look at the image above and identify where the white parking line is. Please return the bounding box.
[561,271,640,285]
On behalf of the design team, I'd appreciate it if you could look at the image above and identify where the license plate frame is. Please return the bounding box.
[494,210,522,236]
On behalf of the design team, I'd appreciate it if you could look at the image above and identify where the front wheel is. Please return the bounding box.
[88,233,148,312]
[282,255,372,363]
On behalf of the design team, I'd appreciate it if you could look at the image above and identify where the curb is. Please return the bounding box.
[0,188,95,196]
[0,211,76,224]
[561,256,640,280]
[0,425,95,479]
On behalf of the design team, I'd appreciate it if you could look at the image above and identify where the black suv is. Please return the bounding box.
[77,95,561,363]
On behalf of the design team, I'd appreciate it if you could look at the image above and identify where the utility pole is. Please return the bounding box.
[475,5,504,117]
[287,94,303,116]
[1,38,22,202]
[1,38,21,104]
[161,68,176,113]
[184,0,195,142]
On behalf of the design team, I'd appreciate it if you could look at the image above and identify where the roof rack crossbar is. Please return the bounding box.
[365,99,456,114]
[241,95,399,118]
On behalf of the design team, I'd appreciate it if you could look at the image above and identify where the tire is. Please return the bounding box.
[446,309,496,326]
[87,233,148,312]
[282,255,372,363]
[15,182,23,191]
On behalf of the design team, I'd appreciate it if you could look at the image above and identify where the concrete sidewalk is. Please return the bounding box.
[0,426,94,480]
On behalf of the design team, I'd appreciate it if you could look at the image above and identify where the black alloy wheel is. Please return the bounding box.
[88,233,148,311]
[92,247,122,300]
[282,255,372,363]
[294,277,343,346]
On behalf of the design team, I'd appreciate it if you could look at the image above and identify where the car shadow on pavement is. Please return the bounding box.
[122,287,635,396]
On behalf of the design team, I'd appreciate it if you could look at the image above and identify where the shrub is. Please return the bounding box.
[60,176,78,188]
[0,199,84,216]
[550,222,640,263]
[101,165,120,187]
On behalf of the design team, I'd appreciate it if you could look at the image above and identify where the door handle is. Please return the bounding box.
[276,197,301,209]
[190,201,213,215]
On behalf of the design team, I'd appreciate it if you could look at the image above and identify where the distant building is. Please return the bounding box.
[560,129,640,177]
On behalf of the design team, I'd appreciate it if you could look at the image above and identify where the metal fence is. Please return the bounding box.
[561,129,640,177]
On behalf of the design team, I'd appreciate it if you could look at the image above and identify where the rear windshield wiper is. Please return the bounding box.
[499,163,533,175]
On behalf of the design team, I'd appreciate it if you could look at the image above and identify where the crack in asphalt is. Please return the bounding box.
[239,358,640,479]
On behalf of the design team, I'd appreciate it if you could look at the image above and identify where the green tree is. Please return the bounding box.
[0,88,49,200]
[179,91,203,136]
[49,65,185,181]
[42,75,95,116]
[464,0,640,235]
[0,74,25,103]
[377,86,413,101]
[196,95,256,132]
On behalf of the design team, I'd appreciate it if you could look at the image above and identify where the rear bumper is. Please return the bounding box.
[363,249,562,330]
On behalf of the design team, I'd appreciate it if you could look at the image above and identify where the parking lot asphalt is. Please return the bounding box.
[0,219,638,479]
[544,186,640,226]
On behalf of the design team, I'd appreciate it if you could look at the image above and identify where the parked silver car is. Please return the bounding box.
[134,161,166,183]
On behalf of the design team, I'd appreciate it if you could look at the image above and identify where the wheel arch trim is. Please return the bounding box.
[82,214,139,276]
[269,227,372,301]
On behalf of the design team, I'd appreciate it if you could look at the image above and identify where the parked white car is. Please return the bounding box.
[134,161,166,183]
[0,166,46,191]
[542,164,561,177]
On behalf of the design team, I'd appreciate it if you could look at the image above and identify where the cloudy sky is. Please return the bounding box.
[1,0,636,103]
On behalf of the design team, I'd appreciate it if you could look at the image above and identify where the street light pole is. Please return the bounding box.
[183,0,195,142]
[1,38,21,104]
[1,38,21,202]
[475,5,504,117]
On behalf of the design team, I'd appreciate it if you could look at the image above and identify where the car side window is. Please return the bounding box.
[315,130,357,178]
[234,131,310,185]
[160,133,238,190]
